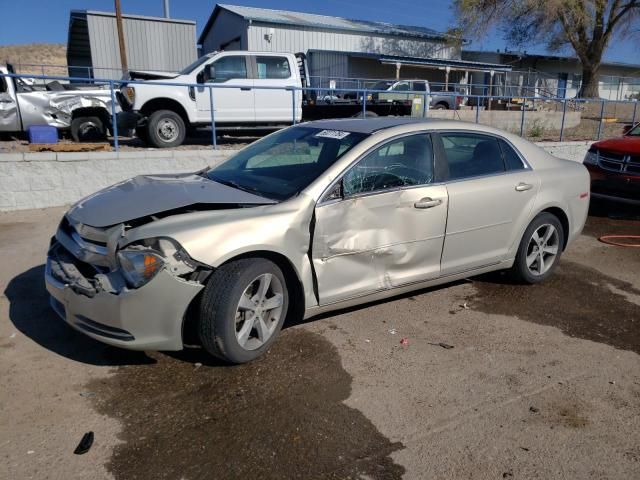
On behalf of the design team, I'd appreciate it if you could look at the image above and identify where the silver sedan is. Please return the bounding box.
[45,118,590,363]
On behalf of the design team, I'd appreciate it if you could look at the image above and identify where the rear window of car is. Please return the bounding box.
[255,56,291,79]
[499,139,526,170]
[440,133,506,180]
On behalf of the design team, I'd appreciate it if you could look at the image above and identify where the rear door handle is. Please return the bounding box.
[414,197,442,209]
[240,87,252,91]
[515,182,533,192]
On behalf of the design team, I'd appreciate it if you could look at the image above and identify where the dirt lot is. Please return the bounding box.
[0,203,639,480]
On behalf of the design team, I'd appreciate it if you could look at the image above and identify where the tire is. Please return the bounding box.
[433,103,448,110]
[135,126,150,145]
[198,258,289,364]
[146,109,186,148]
[70,116,106,142]
[508,212,564,284]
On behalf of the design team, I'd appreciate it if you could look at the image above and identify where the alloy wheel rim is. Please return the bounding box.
[234,273,284,350]
[526,224,559,276]
[157,118,178,142]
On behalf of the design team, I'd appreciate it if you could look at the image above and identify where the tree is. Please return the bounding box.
[453,0,640,98]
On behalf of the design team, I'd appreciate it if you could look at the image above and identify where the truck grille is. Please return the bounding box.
[598,152,640,176]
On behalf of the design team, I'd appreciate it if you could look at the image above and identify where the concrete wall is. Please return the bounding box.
[0,150,233,212]
[428,110,582,134]
[0,141,590,213]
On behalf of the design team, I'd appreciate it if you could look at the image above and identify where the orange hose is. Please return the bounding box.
[598,235,640,248]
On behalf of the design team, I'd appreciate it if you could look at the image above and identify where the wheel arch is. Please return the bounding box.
[538,206,570,251]
[140,98,190,126]
[71,107,111,129]
[182,249,306,346]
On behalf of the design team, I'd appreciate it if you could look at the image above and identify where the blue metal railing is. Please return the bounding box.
[1,71,638,151]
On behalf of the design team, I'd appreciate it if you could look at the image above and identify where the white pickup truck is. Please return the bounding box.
[117,51,303,148]
[0,65,117,142]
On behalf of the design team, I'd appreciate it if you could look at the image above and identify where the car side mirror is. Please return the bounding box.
[196,71,204,84]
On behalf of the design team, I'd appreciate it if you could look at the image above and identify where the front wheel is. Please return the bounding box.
[146,109,186,148]
[198,258,289,364]
[508,212,564,284]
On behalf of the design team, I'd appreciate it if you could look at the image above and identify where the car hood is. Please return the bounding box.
[127,70,180,80]
[594,136,640,155]
[66,173,276,227]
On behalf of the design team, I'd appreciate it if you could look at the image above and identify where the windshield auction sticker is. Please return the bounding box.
[315,130,350,140]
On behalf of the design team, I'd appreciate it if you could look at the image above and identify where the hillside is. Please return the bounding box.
[0,43,67,75]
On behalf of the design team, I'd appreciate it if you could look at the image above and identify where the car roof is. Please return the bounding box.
[302,117,437,134]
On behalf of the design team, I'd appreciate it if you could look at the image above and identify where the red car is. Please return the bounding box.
[583,122,640,205]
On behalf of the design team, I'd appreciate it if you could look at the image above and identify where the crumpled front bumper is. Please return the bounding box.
[45,242,203,351]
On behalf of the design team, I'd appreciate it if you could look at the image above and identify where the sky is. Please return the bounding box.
[0,0,635,62]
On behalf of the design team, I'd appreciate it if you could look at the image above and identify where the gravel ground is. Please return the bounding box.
[0,202,639,480]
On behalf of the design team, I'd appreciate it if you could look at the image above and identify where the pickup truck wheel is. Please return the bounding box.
[433,103,448,110]
[71,116,106,142]
[198,258,289,364]
[147,110,186,148]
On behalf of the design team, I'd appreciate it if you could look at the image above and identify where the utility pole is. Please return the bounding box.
[115,0,128,76]
[163,0,170,18]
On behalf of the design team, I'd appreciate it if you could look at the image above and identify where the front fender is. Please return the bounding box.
[123,194,319,309]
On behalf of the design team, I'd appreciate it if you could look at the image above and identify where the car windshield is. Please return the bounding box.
[179,55,213,75]
[628,123,640,136]
[207,126,369,201]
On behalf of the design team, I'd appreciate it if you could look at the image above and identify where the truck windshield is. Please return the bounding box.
[207,126,369,201]
[179,55,212,75]
[628,124,640,136]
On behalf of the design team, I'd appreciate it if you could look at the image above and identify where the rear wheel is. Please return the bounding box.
[71,116,106,142]
[508,212,564,284]
[146,109,186,148]
[198,258,289,364]
[433,103,448,110]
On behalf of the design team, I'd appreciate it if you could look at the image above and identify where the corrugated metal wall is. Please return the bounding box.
[86,13,197,79]
[245,23,457,60]
[307,51,349,79]
[200,10,248,54]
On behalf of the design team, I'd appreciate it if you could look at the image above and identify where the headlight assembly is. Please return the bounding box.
[583,148,598,165]
[122,86,136,105]
[117,249,165,288]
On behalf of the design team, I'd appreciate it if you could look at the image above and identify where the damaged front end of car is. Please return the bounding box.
[45,214,210,350]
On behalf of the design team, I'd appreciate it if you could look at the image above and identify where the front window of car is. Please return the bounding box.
[207,126,369,201]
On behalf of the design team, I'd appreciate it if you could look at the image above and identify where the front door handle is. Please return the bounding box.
[414,197,442,209]
[515,182,533,192]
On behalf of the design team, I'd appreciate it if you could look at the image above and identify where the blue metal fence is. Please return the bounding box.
[1,71,638,152]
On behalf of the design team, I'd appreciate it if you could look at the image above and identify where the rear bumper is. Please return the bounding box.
[45,244,203,351]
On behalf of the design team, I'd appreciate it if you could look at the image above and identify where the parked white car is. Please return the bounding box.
[45,118,590,363]
[117,51,303,148]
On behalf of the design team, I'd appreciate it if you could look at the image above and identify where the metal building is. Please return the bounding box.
[67,10,197,80]
[198,4,509,90]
